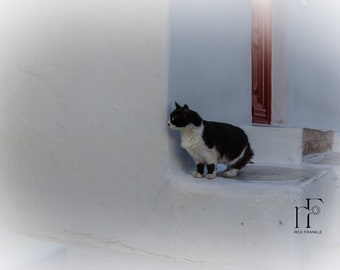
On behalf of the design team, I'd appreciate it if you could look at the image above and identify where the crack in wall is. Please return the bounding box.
[62,229,210,266]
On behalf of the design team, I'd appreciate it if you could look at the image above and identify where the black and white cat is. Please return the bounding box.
[168,103,254,179]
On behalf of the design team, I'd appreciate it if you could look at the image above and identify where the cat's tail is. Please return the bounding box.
[245,142,254,163]
[247,143,255,164]
[232,143,254,169]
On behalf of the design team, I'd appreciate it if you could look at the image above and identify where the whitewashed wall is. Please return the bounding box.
[285,0,340,132]
[169,0,252,125]
[169,0,340,133]
[0,0,253,261]
[0,0,170,247]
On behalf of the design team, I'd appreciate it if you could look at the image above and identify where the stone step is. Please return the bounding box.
[303,151,340,245]
[3,165,336,270]
[303,128,334,156]
[2,164,338,270]
[333,133,340,152]
[166,165,338,270]
[243,126,334,165]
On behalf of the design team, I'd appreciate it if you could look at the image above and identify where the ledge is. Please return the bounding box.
[242,126,335,165]
[243,126,303,165]
[304,152,340,166]
[170,164,331,194]
[2,165,337,270]
[165,164,337,270]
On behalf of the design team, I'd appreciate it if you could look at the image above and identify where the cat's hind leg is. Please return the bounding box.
[193,163,205,178]
[223,143,254,178]
[223,168,239,178]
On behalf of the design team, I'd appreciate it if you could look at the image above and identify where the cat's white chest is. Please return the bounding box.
[180,129,204,153]
[180,125,217,163]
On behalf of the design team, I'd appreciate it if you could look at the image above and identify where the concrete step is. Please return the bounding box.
[2,163,338,270]
[304,151,340,165]
[162,164,338,270]
[244,126,334,165]
[304,151,340,247]
[332,133,340,152]
[303,128,334,156]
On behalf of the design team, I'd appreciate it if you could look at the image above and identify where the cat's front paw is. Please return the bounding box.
[193,172,203,178]
[205,173,216,180]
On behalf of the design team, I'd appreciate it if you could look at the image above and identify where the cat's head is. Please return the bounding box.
[168,102,202,130]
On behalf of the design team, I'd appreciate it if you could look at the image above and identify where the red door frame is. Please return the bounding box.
[251,0,272,124]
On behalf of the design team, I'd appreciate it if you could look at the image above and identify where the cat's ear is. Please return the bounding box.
[175,102,182,110]
[183,104,189,111]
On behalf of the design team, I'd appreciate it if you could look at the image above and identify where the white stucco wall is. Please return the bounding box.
[168,0,340,133]
[271,0,286,126]
[169,0,252,126]
[285,0,340,132]
[0,0,170,246]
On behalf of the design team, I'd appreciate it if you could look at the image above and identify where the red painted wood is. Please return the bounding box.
[251,0,272,124]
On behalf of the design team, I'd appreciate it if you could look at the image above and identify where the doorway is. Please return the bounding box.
[251,0,272,124]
